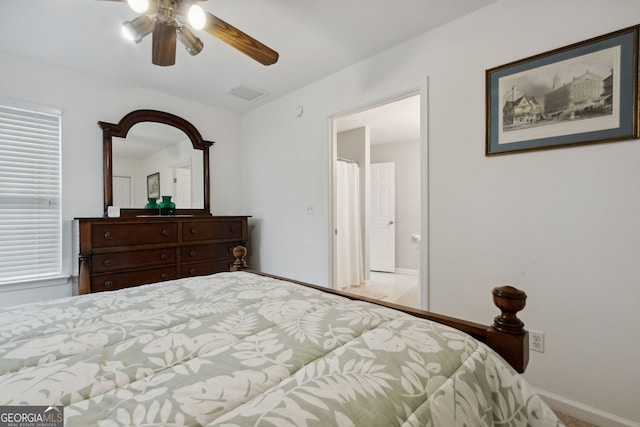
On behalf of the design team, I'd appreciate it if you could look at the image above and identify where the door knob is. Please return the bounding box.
[389,220,395,225]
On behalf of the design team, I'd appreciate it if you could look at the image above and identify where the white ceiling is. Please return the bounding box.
[337,95,422,145]
[0,0,497,115]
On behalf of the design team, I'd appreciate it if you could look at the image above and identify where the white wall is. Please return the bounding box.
[0,51,244,304]
[241,0,640,424]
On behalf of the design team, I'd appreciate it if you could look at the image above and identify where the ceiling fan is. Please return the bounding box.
[107,0,279,67]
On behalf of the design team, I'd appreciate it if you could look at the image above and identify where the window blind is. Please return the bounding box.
[0,101,62,283]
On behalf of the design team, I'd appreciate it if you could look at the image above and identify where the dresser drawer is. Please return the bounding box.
[181,242,236,262]
[182,259,233,277]
[92,248,177,273]
[91,267,179,292]
[182,220,243,242]
[91,223,178,248]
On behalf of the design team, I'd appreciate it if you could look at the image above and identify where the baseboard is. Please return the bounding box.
[536,388,640,427]
[394,268,419,275]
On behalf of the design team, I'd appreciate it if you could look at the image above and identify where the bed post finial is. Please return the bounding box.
[486,285,529,373]
[230,245,248,271]
[491,286,527,334]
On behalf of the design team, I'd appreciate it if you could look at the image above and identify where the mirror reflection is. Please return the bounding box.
[112,122,204,209]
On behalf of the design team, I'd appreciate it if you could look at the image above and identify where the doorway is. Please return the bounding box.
[331,93,424,309]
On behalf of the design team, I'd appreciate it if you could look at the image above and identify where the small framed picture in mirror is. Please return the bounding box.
[147,172,160,199]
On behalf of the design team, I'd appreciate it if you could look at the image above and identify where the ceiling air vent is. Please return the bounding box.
[228,84,268,101]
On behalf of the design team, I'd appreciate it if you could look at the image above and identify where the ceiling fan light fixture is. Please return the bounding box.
[127,0,150,14]
[116,0,279,67]
[187,5,207,30]
[152,22,177,66]
[122,15,154,43]
[177,26,203,56]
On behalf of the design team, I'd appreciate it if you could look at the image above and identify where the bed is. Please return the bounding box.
[0,264,561,426]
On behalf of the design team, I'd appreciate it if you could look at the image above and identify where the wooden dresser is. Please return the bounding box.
[76,216,249,294]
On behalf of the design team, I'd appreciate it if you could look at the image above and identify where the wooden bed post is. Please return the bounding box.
[78,255,91,295]
[230,245,249,271]
[486,286,529,373]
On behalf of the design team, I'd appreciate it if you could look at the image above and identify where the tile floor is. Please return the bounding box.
[344,271,421,309]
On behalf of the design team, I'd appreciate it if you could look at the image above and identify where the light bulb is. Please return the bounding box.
[121,25,136,41]
[188,4,206,30]
[122,15,154,43]
[127,0,149,14]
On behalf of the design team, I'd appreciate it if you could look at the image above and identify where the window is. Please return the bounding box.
[0,100,62,284]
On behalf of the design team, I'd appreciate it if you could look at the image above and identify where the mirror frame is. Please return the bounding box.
[98,109,214,217]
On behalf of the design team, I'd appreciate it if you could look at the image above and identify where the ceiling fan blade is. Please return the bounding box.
[203,12,279,66]
[152,22,177,66]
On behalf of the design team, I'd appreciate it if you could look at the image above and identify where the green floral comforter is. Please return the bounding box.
[0,272,561,426]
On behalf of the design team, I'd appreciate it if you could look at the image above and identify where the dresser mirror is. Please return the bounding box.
[99,110,214,217]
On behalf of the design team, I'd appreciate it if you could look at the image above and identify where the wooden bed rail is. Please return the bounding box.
[229,246,529,373]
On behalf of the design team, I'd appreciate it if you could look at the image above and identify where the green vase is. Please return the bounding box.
[158,195,176,215]
[145,197,159,209]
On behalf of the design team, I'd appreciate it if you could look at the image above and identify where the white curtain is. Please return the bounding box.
[336,160,364,288]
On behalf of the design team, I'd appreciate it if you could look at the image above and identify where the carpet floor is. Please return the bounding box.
[555,411,598,426]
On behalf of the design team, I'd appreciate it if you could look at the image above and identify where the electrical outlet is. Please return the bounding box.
[306,203,315,215]
[530,330,544,353]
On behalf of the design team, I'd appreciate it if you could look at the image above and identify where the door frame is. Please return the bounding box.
[328,83,430,310]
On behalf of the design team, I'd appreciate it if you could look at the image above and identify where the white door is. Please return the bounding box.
[113,175,132,208]
[370,162,395,272]
[173,165,191,208]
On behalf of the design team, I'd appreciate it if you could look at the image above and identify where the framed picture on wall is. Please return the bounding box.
[147,172,160,199]
[486,25,639,156]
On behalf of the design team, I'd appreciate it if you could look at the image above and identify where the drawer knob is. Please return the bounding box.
[190,228,198,235]
[161,273,169,280]
[103,259,112,267]
[189,268,197,275]
[189,250,197,257]
[160,253,168,261]
[104,232,113,240]
[229,226,235,233]
[162,229,170,237]
[104,280,113,289]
